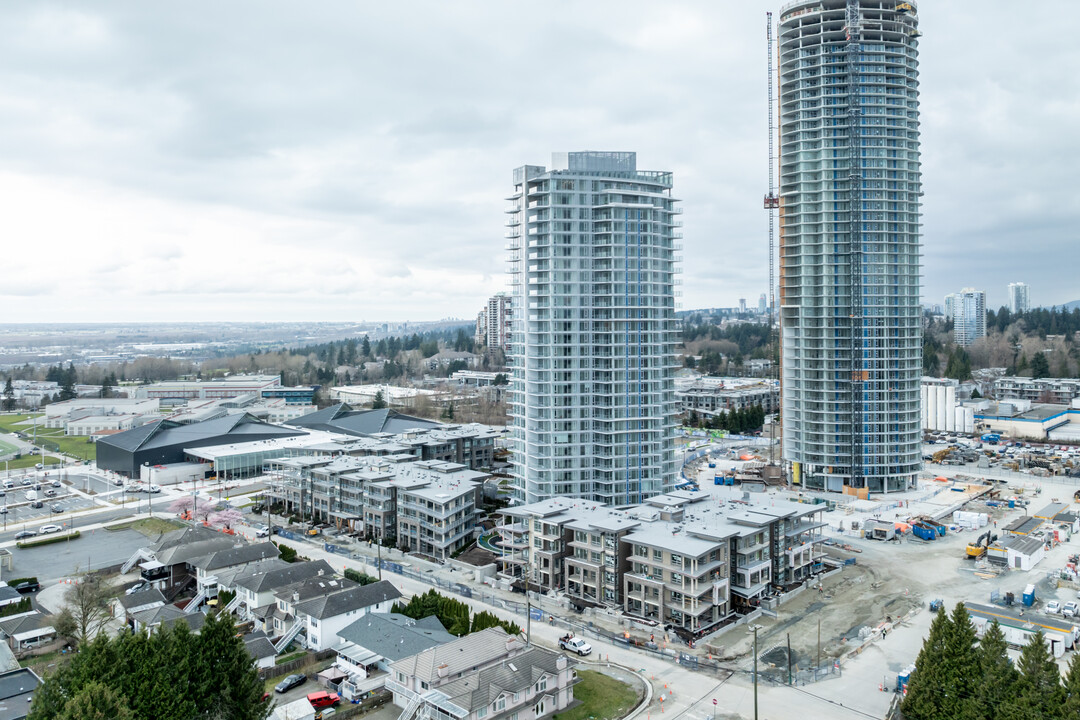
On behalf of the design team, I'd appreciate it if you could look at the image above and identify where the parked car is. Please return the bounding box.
[43,490,57,498]
[0,508,7,515]
[34,464,43,470]
[125,581,151,596]
[21,479,32,486]
[112,478,124,486]
[558,634,592,656]
[307,692,341,709]
[254,524,270,538]
[50,505,63,514]
[274,674,306,694]
[13,530,35,540]
[38,524,62,534]
[1063,602,1079,618]
[14,581,41,594]
[1044,600,1061,615]
[52,480,61,488]
[145,484,161,494]
[30,501,43,509]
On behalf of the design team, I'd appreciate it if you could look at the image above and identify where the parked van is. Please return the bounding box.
[24,490,37,502]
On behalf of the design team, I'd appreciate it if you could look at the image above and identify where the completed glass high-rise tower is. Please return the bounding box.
[506,152,679,505]
[778,1,922,493]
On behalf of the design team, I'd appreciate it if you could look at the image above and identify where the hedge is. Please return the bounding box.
[16,530,80,549]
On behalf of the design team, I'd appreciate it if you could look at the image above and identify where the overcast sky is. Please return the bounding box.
[3,1,1076,323]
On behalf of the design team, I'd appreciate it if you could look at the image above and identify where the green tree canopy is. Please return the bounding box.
[29,614,267,720]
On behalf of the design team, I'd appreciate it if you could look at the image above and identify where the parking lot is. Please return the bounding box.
[0,478,95,528]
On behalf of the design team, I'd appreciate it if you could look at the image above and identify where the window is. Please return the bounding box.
[653,549,662,562]
[536,676,548,692]
[421,681,429,690]
[478,708,488,719]
[494,697,507,712]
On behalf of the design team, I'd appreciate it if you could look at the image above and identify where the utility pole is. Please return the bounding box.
[526,593,532,647]
[817,617,822,680]
[377,541,383,581]
[752,625,760,720]
[787,632,792,685]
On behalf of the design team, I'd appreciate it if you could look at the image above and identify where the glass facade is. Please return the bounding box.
[779,1,922,493]
[507,152,680,504]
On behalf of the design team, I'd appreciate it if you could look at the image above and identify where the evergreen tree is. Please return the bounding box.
[2,377,15,411]
[1064,651,1080,717]
[362,335,372,359]
[974,620,1018,719]
[1030,352,1050,379]
[1014,629,1065,717]
[372,390,387,410]
[59,364,78,401]
[902,606,952,720]
[942,603,981,719]
[57,681,135,720]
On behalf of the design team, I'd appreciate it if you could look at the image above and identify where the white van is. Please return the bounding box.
[24,490,37,502]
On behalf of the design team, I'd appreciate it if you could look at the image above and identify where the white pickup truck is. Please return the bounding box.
[558,635,592,656]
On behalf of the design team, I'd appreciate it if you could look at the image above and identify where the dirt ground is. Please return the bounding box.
[701,491,1068,675]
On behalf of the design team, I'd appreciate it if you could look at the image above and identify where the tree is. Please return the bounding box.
[28,614,267,720]
[59,364,78,401]
[1014,629,1064,716]
[207,509,243,530]
[442,402,455,421]
[1,377,15,411]
[941,603,980,719]
[975,620,1018,719]
[493,373,508,386]
[58,682,136,720]
[902,605,952,720]
[167,496,215,523]
[1030,351,1050,379]
[64,577,116,645]
[372,390,387,409]
[361,335,372,360]
[53,607,77,643]
[1064,651,1080,717]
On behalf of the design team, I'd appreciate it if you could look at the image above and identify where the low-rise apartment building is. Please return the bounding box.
[993,376,1080,405]
[265,456,486,561]
[674,378,778,418]
[499,490,825,636]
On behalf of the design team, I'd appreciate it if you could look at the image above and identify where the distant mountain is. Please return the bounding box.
[1063,300,1080,311]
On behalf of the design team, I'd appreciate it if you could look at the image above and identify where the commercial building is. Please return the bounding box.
[950,288,986,347]
[44,397,159,431]
[1008,282,1030,314]
[329,385,445,410]
[675,377,778,418]
[778,1,923,494]
[134,375,315,406]
[506,151,679,505]
[500,490,825,635]
[96,413,305,477]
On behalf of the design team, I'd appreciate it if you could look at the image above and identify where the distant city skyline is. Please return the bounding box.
[1,2,1077,322]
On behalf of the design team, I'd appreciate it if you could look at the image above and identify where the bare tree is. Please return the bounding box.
[64,577,116,645]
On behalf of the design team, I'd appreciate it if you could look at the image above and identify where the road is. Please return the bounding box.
[268,534,897,720]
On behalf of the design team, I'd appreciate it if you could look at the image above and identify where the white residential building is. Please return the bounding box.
[1008,282,1030,314]
[951,288,987,347]
[506,151,680,505]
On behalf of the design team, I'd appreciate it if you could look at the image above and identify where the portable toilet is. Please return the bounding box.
[896,664,916,693]
[1022,584,1036,607]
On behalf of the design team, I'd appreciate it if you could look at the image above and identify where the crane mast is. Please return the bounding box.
[764,12,779,466]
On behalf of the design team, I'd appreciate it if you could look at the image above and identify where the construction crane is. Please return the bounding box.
[764,12,779,466]
[844,0,865,489]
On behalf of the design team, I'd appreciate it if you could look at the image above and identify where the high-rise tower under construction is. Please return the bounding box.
[778,0,922,493]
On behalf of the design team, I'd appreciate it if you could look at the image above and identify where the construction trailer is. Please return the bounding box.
[863,518,896,541]
[966,602,1079,658]
[1002,535,1046,571]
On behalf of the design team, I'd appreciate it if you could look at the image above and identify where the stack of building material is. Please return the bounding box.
[952,511,989,530]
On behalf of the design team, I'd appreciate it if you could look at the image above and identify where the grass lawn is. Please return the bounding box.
[0,438,19,455]
[0,414,42,434]
[3,455,61,470]
[25,429,96,462]
[553,670,640,720]
[131,517,184,536]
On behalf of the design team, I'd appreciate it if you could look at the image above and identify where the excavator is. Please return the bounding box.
[966,530,998,559]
